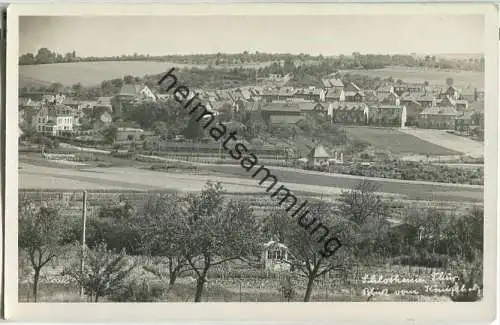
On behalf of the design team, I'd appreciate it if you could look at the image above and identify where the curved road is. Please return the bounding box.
[19,159,483,203]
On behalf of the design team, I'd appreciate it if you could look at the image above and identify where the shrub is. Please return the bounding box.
[61,243,135,302]
[279,275,297,302]
[108,278,167,302]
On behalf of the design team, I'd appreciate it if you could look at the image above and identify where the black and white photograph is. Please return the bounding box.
[3,3,498,322]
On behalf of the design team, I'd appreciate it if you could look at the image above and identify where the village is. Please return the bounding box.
[18,70,485,171]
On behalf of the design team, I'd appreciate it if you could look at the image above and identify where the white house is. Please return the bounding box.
[261,240,291,272]
[33,104,74,136]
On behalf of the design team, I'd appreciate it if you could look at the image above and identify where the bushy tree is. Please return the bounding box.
[181,182,262,302]
[62,243,135,302]
[19,202,65,302]
[264,202,346,302]
[139,193,190,286]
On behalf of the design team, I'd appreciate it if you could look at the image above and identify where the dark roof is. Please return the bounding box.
[261,102,301,113]
[270,115,304,125]
[297,102,322,111]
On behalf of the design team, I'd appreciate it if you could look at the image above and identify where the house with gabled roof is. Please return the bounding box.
[369,104,407,128]
[261,88,298,103]
[325,88,345,103]
[119,84,156,102]
[321,78,344,90]
[329,102,369,125]
[261,102,304,126]
[307,144,331,166]
[417,106,458,130]
[294,88,325,102]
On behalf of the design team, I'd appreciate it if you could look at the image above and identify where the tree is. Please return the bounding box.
[48,82,64,94]
[181,182,262,302]
[102,125,117,145]
[123,75,135,84]
[19,202,65,302]
[62,243,135,302]
[182,115,205,140]
[139,193,190,286]
[264,202,346,302]
[446,77,454,87]
[336,180,391,259]
[35,48,54,64]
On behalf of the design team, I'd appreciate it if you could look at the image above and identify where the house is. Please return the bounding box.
[261,102,304,126]
[329,102,369,124]
[307,145,331,166]
[417,106,459,130]
[325,88,345,103]
[62,98,82,110]
[476,88,485,102]
[399,99,421,126]
[261,241,290,272]
[442,86,460,100]
[363,90,381,104]
[343,82,364,102]
[460,87,477,102]
[455,110,483,136]
[261,88,298,103]
[393,83,424,96]
[294,88,325,102]
[118,84,156,102]
[33,104,74,136]
[321,78,344,90]
[369,105,407,128]
[296,102,326,114]
[414,94,435,108]
[454,99,469,111]
[379,92,400,106]
[376,85,394,98]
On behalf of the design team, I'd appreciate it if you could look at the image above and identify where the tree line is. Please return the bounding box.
[19,180,483,303]
[19,48,484,73]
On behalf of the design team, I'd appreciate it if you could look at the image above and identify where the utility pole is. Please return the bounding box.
[80,190,87,297]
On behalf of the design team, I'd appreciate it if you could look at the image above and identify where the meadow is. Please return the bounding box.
[343,66,484,89]
[343,126,462,156]
[19,61,273,87]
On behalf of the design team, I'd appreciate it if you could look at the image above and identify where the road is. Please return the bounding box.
[19,161,483,203]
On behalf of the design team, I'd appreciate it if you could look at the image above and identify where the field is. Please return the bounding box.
[398,128,484,158]
[343,66,484,89]
[19,61,273,87]
[343,126,462,156]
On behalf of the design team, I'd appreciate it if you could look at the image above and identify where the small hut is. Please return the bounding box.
[307,144,330,167]
[261,240,291,272]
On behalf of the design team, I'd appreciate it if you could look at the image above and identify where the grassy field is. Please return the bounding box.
[343,126,461,156]
[398,128,483,158]
[19,61,273,87]
[343,66,484,89]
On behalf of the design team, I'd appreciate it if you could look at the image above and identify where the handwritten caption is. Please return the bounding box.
[360,272,481,297]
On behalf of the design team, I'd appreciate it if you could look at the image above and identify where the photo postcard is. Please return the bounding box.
[3,2,498,323]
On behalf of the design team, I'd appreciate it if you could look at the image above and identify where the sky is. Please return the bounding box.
[19,15,485,57]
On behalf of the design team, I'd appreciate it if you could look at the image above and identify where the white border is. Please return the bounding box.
[4,3,498,322]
